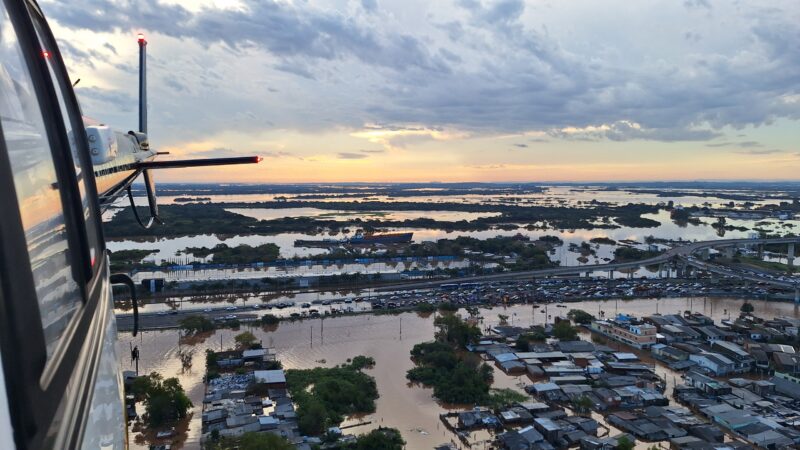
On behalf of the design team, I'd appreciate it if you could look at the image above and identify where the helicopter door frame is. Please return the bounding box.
[0,0,113,448]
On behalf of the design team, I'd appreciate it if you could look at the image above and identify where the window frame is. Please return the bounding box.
[0,0,110,448]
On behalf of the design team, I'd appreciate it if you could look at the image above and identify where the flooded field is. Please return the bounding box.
[118,296,800,450]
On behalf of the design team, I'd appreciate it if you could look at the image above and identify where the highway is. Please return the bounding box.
[376,236,800,291]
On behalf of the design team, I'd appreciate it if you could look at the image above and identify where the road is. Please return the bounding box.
[377,236,800,291]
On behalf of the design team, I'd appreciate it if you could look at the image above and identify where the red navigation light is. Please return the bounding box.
[41,49,51,58]
[137,33,145,43]
[252,156,263,163]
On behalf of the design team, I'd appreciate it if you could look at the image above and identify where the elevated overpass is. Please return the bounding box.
[377,236,800,292]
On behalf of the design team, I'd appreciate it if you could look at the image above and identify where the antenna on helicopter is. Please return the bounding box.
[94,33,261,223]
[138,33,147,134]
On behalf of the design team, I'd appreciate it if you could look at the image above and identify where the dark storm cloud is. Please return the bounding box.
[42,0,800,144]
[42,0,448,74]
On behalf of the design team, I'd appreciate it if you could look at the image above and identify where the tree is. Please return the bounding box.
[297,399,329,436]
[351,428,405,450]
[238,432,294,450]
[135,372,192,427]
[349,355,375,370]
[234,331,259,350]
[434,314,481,348]
[498,314,509,325]
[261,314,280,325]
[616,435,635,450]
[740,302,755,313]
[552,321,578,341]
[516,328,547,350]
[567,309,595,325]
[179,315,214,334]
[572,395,593,415]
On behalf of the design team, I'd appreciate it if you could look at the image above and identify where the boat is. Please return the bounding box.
[348,231,413,245]
[294,231,413,247]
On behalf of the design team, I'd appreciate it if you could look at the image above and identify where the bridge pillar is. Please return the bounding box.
[757,244,764,259]
[795,287,799,304]
[788,243,794,269]
[585,272,591,278]
[723,246,735,259]
[608,270,613,279]
[628,271,634,279]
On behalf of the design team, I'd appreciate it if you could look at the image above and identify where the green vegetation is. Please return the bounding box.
[538,235,564,245]
[572,395,593,415]
[613,246,661,262]
[348,355,376,370]
[406,314,496,404]
[285,359,379,435]
[614,215,660,228]
[589,236,616,245]
[205,431,294,450]
[406,341,493,404]
[737,256,794,273]
[109,248,159,271]
[183,243,280,264]
[178,315,214,334]
[516,327,547,350]
[567,309,595,325]
[416,302,436,313]
[553,321,579,341]
[616,435,635,450]
[434,313,481,348]
[103,201,663,239]
[740,302,755,313]
[343,427,405,450]
[486,388,528,409]
[130,372,192,427]
[437,301,459,312]
[234,331,259,350]
[260,314,280,325]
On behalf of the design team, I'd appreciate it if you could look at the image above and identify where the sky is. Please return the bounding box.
[39,0,800,183]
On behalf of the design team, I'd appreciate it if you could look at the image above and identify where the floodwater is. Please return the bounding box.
[226,207,501,222]
[128,186,783,209]
[118,296,800,450]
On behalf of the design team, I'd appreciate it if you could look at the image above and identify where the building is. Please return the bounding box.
[710,341,754,373]
[253,370,286,389]
[689,352,735,376]
[590,319,657,349]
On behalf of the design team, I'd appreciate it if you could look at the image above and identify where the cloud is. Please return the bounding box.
[684,0,712,10]
[337,152,369,159]
[512,143,528,148]
[705,141,763,148]
[262,151,297,158]
[548,121,720,142]
[187,147,243,158]
[361,0,378,13]
[360,149,385,153]
[75,86,135,111]
[42,0,449,75]
[40,0,800,147]
[734,149,783,155]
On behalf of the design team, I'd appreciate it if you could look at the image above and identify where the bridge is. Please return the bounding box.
[377,236,800,296]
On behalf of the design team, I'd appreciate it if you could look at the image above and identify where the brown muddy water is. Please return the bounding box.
[118,296,800,450]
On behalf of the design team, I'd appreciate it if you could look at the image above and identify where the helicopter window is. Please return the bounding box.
[29,12,101,273]
[0,7,81,358]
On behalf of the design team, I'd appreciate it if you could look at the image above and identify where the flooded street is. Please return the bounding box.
[118,296,800,449]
